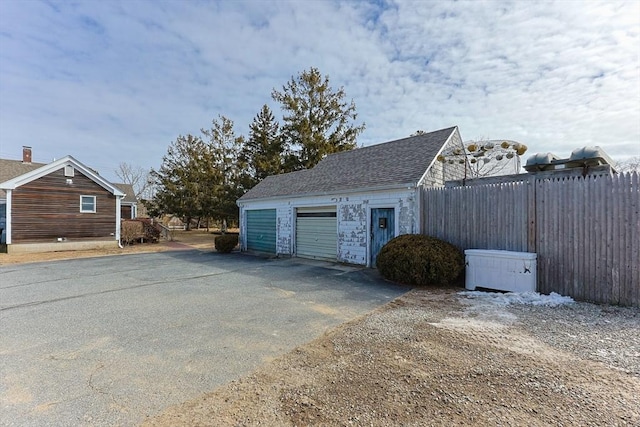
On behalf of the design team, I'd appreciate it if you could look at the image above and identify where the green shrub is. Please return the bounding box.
[376,234,464,286]
[215,234,238,253]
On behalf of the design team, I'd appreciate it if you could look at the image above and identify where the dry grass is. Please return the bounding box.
[0,229,227,266]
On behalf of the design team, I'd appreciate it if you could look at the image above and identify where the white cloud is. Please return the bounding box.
[0,0,638,181]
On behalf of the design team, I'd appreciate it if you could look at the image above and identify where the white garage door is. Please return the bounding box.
[296,206,337,261]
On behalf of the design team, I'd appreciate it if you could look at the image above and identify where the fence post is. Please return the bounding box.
[527,177,536,253]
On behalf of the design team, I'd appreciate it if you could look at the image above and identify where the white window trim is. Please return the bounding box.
[80,195,96,213]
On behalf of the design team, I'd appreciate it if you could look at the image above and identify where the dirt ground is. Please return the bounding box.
[0,229,221,266]
[140,290,639,427]
[2,232,638,426]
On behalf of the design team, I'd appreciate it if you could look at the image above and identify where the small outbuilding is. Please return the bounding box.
[237,126,467,266]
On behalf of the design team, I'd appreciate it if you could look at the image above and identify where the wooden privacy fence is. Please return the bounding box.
[422,172,640,307]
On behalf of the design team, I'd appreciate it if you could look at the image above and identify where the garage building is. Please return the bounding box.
[236,126,466,266]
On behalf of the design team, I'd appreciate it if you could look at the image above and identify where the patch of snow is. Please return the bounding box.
[459,291,574,307]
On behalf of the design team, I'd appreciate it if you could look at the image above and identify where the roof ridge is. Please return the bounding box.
[238,126,459,202]
[319,126,457,160]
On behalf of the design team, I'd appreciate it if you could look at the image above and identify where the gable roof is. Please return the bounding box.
[238,126,458,202]
[0,159,47,199]
[112,183,138,204]
[0,155,125,197]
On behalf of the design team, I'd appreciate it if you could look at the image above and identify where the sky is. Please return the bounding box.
[1,0,639,183]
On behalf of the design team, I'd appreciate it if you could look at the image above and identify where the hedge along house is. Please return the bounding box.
[236,126,467,266]
[0,148,125,253]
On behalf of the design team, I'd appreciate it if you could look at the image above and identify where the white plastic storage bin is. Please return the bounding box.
[465,249,537,293]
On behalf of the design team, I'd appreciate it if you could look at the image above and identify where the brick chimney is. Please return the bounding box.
[23,146,32,163]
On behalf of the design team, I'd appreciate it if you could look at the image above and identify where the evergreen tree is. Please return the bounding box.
[148,134,219,229]
[201,115,246,222]
[148,116,246,228]
[242,104,283,184]
[272,67,365,170]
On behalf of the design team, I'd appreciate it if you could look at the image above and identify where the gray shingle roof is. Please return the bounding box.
[112,183,138,204]
[0,159,47,198]
[239,126,457,201]
[1,157,127,200]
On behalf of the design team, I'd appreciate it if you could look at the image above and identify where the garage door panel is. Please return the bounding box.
[297,236,336,248]
[296,208,336,260]
[296,219,335,233]
[246,209,276,253]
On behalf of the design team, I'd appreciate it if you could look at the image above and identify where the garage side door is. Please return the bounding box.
[296,206,337,260]
[246,209,276,253]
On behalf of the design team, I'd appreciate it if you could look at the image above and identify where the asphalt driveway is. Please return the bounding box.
[0,250,408,426]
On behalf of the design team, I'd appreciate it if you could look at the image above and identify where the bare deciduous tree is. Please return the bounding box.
[115,162,153,200]
[616,156,640,173]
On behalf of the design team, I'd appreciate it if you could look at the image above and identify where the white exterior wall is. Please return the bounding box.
[420,129,467,187]
[276,205,292,254]
[238,187,420,266]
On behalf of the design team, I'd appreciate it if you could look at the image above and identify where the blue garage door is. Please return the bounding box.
[246,209,276,253]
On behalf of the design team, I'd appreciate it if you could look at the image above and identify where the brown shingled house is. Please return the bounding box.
[0,147,126,253]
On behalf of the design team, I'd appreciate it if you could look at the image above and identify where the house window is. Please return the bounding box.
[80,195,96,213]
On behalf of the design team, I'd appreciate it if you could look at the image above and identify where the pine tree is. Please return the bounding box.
[201,115,246,222]
[272,67,365,170]
[149,116,246,227]
[148,134,220,229]
[242,104,283,184]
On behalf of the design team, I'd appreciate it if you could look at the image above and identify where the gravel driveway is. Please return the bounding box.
[0,251,408,426]
[145,289,640,427]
